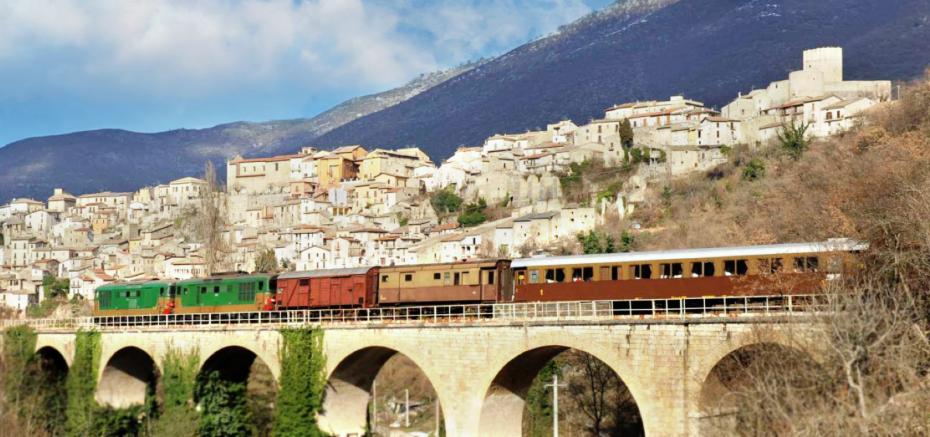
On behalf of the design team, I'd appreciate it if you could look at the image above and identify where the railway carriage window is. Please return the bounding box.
[299,279,309,286]
[487,271,495,285]
[660,263,683,279]
[611,266,621,280]
[723,259,749,276]
[632,264,652,279]
[759,258,784,274]
[200,287,207,294]
[691,261,715,277]
[530,271,539,284]
[454,272,461,285]
[545,269,566,283]
[794,256,819,272]
[404,273,414,282]
[433,273,441,280]
[826,256,843,274]
[259,281,265,290]
[571,267,594,282]
[213,286,220,294]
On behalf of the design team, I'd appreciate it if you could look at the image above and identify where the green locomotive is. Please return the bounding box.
[93,274,275,318]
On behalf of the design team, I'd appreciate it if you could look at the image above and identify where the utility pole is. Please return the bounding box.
[546,373,567,437]
[405,388,410,428]
[435,397,440,436]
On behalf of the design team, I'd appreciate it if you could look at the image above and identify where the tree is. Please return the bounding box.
[430,186,463,215]
[562,351,642,436]
[777,122,810,159]
[254,249,278,274]
[457,198,488,227]
[41,275,69,299]
[741,158,766,181]
[619,118,634,149]
[200,161,227,275]
[577,230,616,254]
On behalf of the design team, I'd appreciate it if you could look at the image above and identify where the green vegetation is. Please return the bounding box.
[523,361,561,436]
[26,298,62,318]
[397,213,410,227]
[430,186,463,215]
[777,122,810,159]
[457,198,488,227]
[196,371,253,436]
[619,118,634,149]
[741,158,766,181]
[255,248,279,273]
[577,230,634,254]
[152,348,200,436]
[273,328,327,436]
[42,275,70,299]
[2,326,38,414]
[65,330,101,436]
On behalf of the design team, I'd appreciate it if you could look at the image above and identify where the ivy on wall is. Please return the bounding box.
[2,325,37,408]
[65,329,101,437]
[273,327,326,437]
[152,348,201,436]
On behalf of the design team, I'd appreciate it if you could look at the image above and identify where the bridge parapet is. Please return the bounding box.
[2,294,824,334]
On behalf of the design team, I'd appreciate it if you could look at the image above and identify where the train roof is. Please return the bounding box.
[278,267,375,279]
[98,279,173,287]
[511,239,867,269]
[175,274,272,284]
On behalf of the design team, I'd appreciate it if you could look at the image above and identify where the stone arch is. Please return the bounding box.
[477,344,643,437]
[199,345,270,383]
[35,335,74,367]
[318,346,445,436]
[36,344,70,369]
[96,346,159,408]
[199,341,280,382]
[698,341,822,434]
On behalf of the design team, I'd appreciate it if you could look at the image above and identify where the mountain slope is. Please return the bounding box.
[0,65,471,203]
[314,0,930,155]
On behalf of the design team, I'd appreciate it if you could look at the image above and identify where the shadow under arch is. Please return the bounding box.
[699,342,824,434]
[318,346,444,436]
[478,345,643,437]
[96,346,158,408]
[196,345,277,434]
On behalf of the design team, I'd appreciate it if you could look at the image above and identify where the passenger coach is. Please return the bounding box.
[510,239,865,302]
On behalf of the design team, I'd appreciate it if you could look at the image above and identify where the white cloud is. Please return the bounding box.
[0,0,595,98]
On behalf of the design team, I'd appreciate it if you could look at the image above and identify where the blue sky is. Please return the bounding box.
[0,0,613,147]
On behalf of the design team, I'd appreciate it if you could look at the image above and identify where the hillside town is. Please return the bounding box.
[0,47,893,314]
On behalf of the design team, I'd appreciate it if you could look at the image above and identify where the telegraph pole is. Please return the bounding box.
[372,381,377,433]
[405,388,410,428]
[546,373,567,437]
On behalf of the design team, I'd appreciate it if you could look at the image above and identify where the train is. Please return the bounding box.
[93,239,866,318]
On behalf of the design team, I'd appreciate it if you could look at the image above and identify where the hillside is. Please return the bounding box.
[0,65,471,203]
[315,0,930,154]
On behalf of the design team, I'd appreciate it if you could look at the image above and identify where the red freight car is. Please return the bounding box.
[276,267,378,309]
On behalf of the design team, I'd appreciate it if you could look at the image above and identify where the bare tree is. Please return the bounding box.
[200,161,227,275]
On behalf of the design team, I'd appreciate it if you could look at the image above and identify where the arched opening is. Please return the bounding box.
[319,347,444,436]
[96,346,158,409]
[34,346,69,435]
[196,346,277,436]
[699,343,827,435]
[479,346,643,436]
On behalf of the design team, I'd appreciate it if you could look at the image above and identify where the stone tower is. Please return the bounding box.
[802,47,843,83]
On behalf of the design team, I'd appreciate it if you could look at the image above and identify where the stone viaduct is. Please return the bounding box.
[21,317,814,437]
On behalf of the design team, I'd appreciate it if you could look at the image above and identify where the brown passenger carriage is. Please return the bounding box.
[510,240,865,303]
[378,260,512,305]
